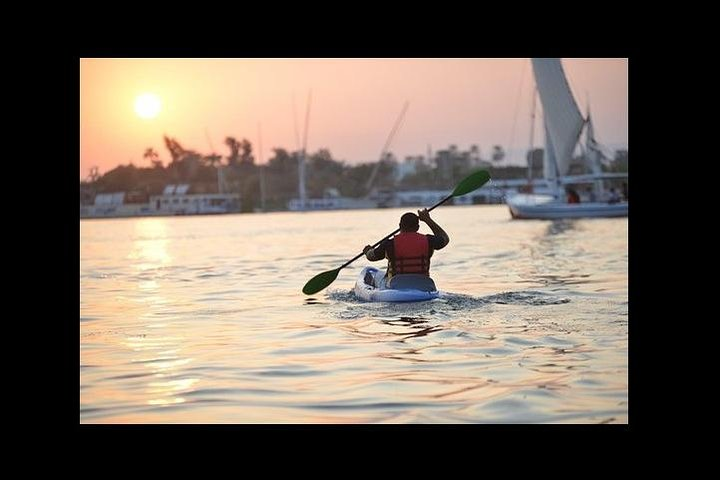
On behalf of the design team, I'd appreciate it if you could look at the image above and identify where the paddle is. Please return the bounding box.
[302,169,491,295]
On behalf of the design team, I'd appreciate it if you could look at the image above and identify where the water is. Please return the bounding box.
[80,205,628,423]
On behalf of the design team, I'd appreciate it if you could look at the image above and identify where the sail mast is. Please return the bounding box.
[298,90,312,211]
[527,86,536,183]
[585,111,606,199]
[258,122,266,211]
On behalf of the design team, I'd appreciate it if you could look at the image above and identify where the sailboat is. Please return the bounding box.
[507,58,628,220]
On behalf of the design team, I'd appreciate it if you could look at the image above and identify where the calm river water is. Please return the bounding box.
[80,205,628,423]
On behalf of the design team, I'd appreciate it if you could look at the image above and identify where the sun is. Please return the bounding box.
[134,93,161,119]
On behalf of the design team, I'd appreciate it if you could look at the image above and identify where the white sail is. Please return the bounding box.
[507,59,627,219]
[531,58,584,177]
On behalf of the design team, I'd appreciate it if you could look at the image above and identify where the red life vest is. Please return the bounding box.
[389,232,430,276]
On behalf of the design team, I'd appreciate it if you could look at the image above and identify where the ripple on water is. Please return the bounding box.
[252,365,328,377]
[322,289,570,323]
[271,344,352,355]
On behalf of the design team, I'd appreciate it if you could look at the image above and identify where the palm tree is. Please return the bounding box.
[143,147,161,168]
[240,139,254,165]
[225,137,240,167]
[164,136,185,167]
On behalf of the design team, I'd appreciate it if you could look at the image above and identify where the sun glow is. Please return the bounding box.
[134,93,161,119]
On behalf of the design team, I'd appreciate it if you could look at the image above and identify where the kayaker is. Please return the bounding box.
[362,209,449,287]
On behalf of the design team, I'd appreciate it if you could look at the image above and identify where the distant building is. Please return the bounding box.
[150,192,240,215]
[394,189,505,206]
[163,184,191,195]
[80,184,241,218]
[93,192,125,205]
[435,147,474,182]
[81,191,157,218]
[396,156,420,181]
[287,196,376,211]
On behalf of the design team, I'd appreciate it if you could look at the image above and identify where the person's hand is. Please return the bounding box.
[417,208,431,223]
[363,245,373,255]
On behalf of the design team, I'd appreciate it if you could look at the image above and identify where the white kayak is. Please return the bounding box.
[354,266,440,302]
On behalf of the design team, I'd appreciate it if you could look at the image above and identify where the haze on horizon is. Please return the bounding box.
[80,58,628,180]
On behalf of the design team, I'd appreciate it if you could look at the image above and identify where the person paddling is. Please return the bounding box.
[362,209,449,288]
[302,170,490,296]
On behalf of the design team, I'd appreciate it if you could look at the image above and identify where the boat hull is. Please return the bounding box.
[507,194,627,219]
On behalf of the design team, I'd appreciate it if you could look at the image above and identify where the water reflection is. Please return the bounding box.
[339,315,445,343]
[128,218,172,272]
[125,219,200,407]
[545,219,577,236]
[123,334,197,407]
[82,206,627,423]
[380,317,443,340]
[519,219,591,288]
[304,297,327,305]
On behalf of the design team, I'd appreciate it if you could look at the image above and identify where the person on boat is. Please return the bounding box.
[362,209,449,287]
[607,188,621,204]
[622,182,628,201]
[586,187,597,202]
[566,187,581,204]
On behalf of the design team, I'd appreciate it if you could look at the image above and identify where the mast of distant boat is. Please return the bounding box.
[258,122,266,211]
[365,100,410,196]
[298,90,312,211]
[527,87,537,185]
[584,95,607,200]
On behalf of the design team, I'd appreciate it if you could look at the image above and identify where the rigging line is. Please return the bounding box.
[506,59,527,165]
[257,122,264,164]
[204,127,216,153]
[302,89,312,153]
[292,92,301,152]
[380,101,409,158]
[365,101,410,193]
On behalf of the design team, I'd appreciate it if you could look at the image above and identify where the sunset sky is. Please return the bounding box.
[80,58,628,180]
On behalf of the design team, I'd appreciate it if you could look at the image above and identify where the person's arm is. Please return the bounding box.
[363,240,388,261]
[418,208,449,248]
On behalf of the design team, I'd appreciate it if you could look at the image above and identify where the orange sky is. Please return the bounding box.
[80,58,628,180]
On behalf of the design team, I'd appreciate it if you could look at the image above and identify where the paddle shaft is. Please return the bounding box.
[337,193,454,270]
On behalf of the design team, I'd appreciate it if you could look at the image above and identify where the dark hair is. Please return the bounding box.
[399,212,419,232]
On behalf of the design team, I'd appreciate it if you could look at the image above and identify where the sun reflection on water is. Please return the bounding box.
[127,218,172,272]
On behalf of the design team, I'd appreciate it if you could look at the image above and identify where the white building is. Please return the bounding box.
[80,192,159,218]
[80,185,241,218]
[150,191,241,215]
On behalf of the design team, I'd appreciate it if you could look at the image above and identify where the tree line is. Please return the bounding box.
[81,135,628,211]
